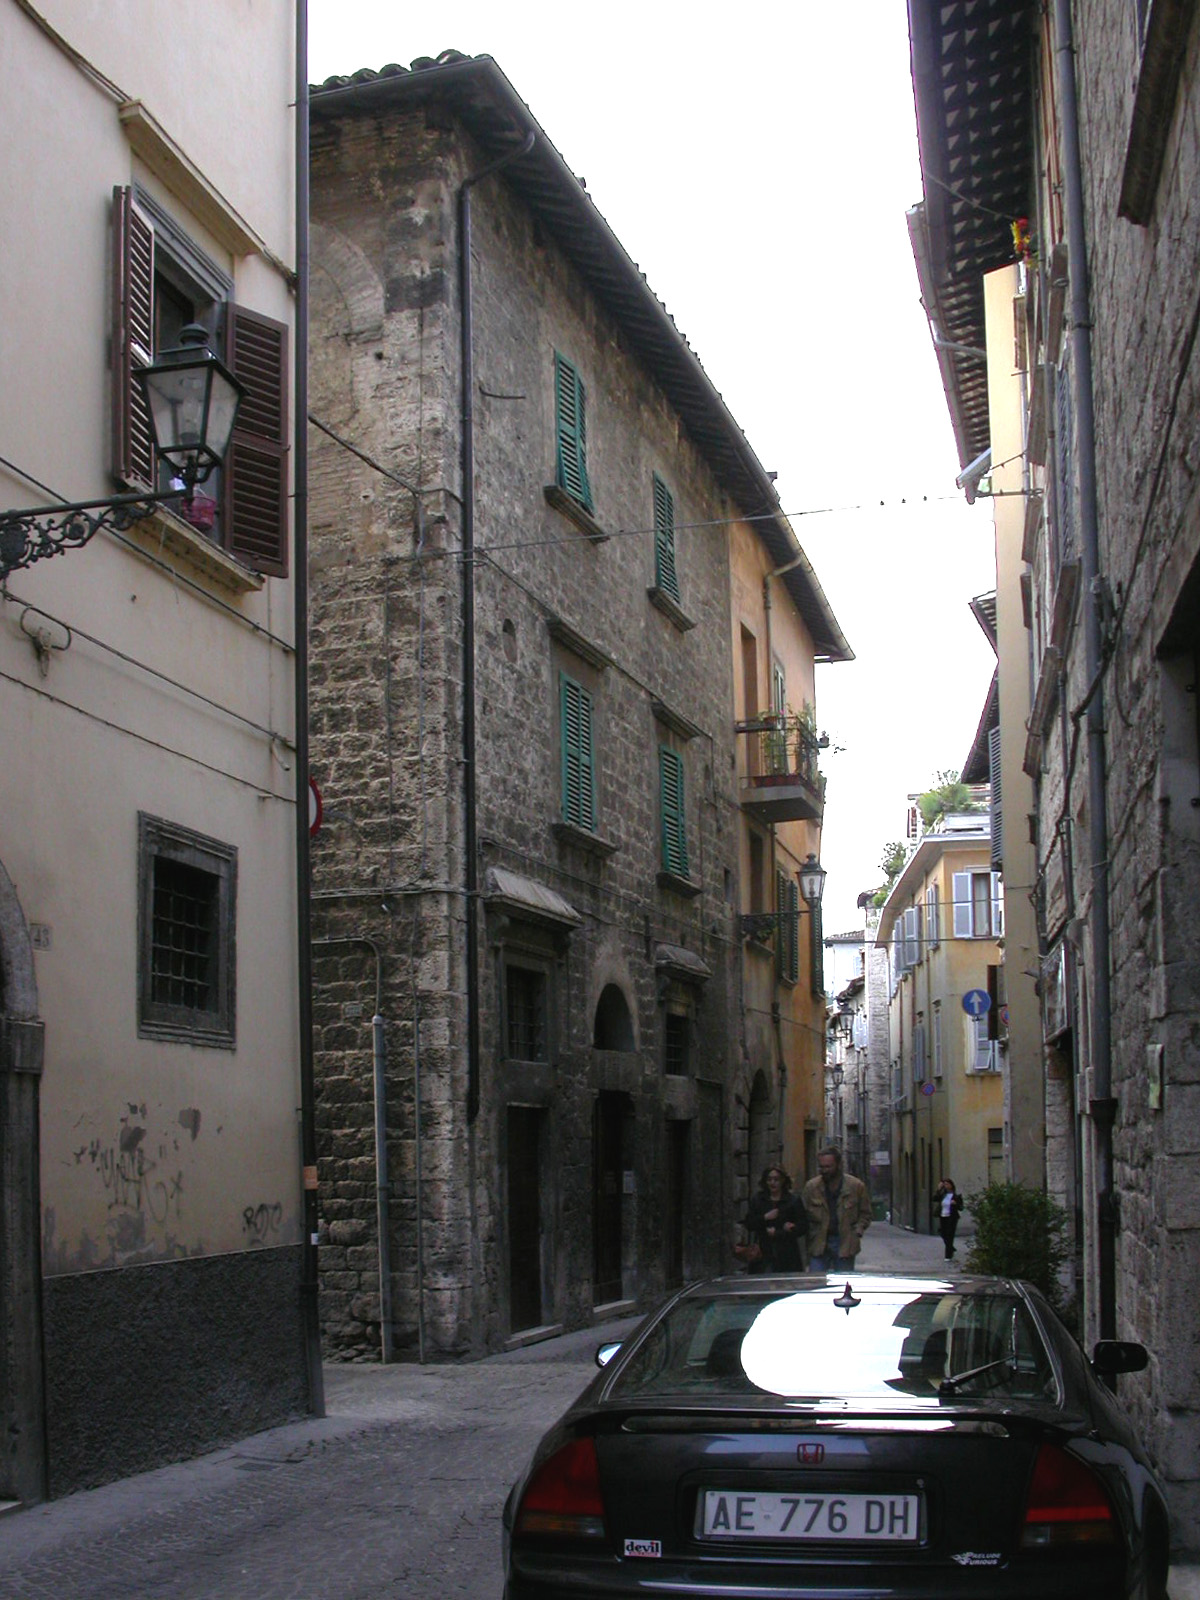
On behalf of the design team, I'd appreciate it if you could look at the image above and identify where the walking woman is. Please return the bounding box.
[934,1177,964,1261]
[743,1165,805,1273]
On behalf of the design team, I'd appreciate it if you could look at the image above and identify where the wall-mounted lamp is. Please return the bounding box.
[740,852,826,940]
[1,325,243,581]
[830,1065,845,1088]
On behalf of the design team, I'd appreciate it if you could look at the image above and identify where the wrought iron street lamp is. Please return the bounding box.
[739,851,826,940]
[797,852,827,908]
[1,325,243,582]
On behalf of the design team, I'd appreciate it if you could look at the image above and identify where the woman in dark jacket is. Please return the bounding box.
[934,1177,964,1261]
[743,1165,805,1273]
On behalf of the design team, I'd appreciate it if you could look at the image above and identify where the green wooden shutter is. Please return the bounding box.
[776,873,799,983]
[652,472,680,601]
[554,352,593,512]
[809,901,824,997]
[560,673,595,830]
[659,747,688,877]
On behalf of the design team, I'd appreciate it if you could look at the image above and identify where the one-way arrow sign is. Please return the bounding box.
[962,988,991,1017]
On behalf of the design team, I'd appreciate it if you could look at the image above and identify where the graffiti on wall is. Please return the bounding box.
[51,1101,290,1270]
[241,1201,284,1245]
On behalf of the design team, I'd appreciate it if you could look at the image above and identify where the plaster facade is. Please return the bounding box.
[0,0,306,1500]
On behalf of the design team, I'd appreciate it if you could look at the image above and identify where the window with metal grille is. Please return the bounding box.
[506,964,547,1062]
[138,814,236,1046]
[554,351,593,512]
[151,858,217,1010]
[652,472,680,602]
[664,1011,690,1076]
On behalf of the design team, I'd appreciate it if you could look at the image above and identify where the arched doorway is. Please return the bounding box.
[0,854,46,1503]
[748,1069,774,1188]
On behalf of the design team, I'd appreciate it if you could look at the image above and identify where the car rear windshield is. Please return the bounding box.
[607,1285,1058,1405]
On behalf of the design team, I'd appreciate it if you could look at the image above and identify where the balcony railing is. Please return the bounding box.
[736,715,824,823]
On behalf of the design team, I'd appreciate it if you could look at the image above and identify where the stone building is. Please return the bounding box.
[907,0,1200,1552]
[306,53,848,1359]
[0,1,310,1502]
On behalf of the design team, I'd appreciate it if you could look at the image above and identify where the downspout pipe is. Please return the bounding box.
[1054,0,1116,1342]
[294,0,325,1417]
[458,130,535,1126]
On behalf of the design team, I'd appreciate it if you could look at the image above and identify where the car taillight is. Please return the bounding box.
[1020,1442,1118,1548]
[514,1436,607,1540]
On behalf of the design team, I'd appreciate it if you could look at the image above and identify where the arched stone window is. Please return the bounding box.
[593,983,634,1053]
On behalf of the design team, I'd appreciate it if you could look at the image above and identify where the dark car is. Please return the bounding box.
[502,1272,1170,1599]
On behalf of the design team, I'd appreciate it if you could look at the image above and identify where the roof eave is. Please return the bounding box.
[312,55,853,662]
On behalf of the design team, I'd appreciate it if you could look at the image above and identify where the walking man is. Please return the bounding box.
[803,1145,872,1272]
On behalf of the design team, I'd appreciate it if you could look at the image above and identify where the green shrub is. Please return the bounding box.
[964,1182,1069,1304]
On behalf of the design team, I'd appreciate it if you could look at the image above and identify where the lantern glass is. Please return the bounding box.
[798,853,827,907]
[137,325,243,486]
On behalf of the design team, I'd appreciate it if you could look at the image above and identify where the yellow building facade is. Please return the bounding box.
[877,822,1005,1231]
[729,520,848,1196]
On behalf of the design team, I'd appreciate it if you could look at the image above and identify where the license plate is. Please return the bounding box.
[700,1490,921,1543]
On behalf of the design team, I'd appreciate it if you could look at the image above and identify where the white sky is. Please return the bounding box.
[308,2,999,934]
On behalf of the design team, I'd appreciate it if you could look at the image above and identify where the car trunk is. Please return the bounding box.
[595,1408,1060,1577]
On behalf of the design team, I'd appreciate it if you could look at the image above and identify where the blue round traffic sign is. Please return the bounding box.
[962,988,991,1016]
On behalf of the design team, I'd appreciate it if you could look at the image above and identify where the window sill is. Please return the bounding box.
[646,585,695,632]
[138,1016,236,1051]
[543,484,609,542]
[552,820,619,859]
[124,505,265,595]
[657,870,701,900]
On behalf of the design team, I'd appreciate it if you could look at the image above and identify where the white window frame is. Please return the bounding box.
[952,870,1005,938]
[926,882,940,949]
[969,1012,1000,1073]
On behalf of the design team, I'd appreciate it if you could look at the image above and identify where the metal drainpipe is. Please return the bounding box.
[1054,0,1116,1341]
[294,0,325,1416]
[313,938,390,1359]
[458,130,535,1126]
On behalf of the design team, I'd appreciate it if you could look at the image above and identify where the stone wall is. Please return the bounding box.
[1039,3,1200,1548]
[309,104,747,1359]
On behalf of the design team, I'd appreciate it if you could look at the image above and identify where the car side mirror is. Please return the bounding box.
[1092,1339,1149,1375]
[596,1341,622,1369]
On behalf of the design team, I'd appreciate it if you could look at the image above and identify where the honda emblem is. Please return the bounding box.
[797,1442,825,1465]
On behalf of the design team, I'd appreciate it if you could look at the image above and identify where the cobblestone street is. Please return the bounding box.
[2,1225,1194,1599]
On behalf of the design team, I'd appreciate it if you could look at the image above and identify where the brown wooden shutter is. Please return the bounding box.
[224,305,288,576]
[111,186,155,489]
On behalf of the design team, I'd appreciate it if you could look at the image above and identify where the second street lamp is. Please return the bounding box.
[739,851,826,941]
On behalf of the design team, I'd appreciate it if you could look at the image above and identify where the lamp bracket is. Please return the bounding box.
[0,489,186,581]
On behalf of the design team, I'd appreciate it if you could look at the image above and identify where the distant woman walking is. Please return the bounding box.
[741,1165,805,1274]
[934,1178,963,1261]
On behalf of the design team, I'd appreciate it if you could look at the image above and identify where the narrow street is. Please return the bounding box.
[0,1226,951,1599]
[5,1220,1195,1599]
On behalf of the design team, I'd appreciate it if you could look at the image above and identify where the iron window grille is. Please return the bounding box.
[138,814,236,1047]
[505,963,548,1062]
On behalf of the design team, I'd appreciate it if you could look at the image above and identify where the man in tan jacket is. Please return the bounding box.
[803,1146,872,1271]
